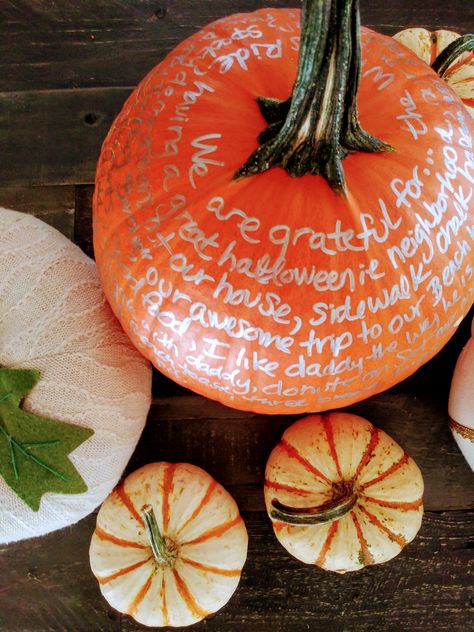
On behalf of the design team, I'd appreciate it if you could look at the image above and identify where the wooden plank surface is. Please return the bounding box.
[0,512,472,632]
[0,0,470,92]
[0,88,130,186]
[0,185,75,237]
[1,0,472,186]
[0,1,473,631]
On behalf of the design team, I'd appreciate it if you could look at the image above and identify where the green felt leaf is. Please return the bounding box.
[0,367,94,511]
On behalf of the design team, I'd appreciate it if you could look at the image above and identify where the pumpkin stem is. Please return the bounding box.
[431,33,474,78]
[235,0,391,194]
[142,504,175,566]
[269,481,357,525]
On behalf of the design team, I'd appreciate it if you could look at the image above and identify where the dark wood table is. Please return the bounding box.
[0,1,473,630]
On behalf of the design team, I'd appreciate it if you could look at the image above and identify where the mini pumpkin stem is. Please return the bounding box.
[431,33,474,78]
[235,0,391,194]
[142,504,175,566]
[269,481,358,526]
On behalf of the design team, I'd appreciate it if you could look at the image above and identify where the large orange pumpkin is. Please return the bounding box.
[93,2,474,414]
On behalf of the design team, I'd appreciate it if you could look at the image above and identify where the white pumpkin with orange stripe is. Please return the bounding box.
[89,462,248,627]
[393,28,473,118]
[264,413,424,573]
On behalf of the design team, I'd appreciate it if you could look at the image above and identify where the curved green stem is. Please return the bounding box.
[269,484,357,526]
[235,0,391,194]
[431,33,474,78]
[142,504,175,566]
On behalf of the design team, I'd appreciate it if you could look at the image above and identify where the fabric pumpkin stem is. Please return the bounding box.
[0,366,93,512]
[236,0,391,193]
[431,33,474,77]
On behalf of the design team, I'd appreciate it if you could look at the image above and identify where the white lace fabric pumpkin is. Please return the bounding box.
[0,208,152,543]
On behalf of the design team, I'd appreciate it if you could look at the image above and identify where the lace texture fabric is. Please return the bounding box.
[0,208,152,543]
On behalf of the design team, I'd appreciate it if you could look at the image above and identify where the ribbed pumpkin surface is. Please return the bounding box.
[90,462,248,627]
[264,413,424,572]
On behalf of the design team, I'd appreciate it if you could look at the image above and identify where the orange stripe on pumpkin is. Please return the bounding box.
[323,417,342,479]
[180,557,241,577]
[449,72,474,85]
[448,77,474,90]
[162,463,177,532]
[357,505,406,548]
[97,557,152,584]
[264,479,313,496]
[126,571,154,617]
[176,480,218,536]
[94,526,146,549]
[353,426,379,480]
[181,515,242,546]
[161,573,170,627]
[115,483,144,527]
[443,52,473,78]
[273,521,289,534]
[360,453,409,490]
[429,34,439,66]
[363,496,423,511]
[280,439,332,485]
[351,513,374,566]
[173,569,209,620]
[315,521,338,567]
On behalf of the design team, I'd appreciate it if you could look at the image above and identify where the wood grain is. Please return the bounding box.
[0,511,472,632]
[1,0,472,186]
[0,0,471,91]
[0,185,75,237]
[74,185,95,257]
[0,88,130,186]
[0,516,119,632]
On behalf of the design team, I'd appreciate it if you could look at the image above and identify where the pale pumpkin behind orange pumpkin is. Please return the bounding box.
[394,28,473,117]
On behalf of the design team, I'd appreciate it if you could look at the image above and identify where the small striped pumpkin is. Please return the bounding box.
[393,28,473,118]
[89,462,248,627]
[264,413,424,573]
